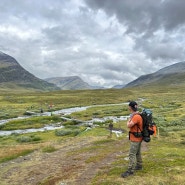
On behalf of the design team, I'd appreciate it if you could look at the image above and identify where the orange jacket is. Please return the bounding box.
[128,114,143,142]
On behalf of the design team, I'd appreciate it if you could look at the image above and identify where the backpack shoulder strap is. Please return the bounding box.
[131,113,143,132]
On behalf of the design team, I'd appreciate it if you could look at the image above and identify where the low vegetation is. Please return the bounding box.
[0,85,185,184]
[0,115,62,130]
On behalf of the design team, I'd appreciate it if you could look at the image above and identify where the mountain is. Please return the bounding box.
[0,51,60,91]
[125,62,185,87]
[45,76,93,90]
[112,84,125,89]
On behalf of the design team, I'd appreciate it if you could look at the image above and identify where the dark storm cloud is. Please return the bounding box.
[84,0,185,65]
[84,0,185,34]
[0,0,184,87]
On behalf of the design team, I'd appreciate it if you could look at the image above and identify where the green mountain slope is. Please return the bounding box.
[125,61,185,87]
[0,52,59,91]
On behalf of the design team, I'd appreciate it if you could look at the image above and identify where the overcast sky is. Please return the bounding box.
[0,0,185,87]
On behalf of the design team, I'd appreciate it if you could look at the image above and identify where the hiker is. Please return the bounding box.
[40,108,43,113]
[109,123,113,137]
[121,101,143,178]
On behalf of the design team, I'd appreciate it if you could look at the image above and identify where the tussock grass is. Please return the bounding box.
[55,128,81,136]
[1,115,62,130]
[16,135,41,143]
[42,145,57,153]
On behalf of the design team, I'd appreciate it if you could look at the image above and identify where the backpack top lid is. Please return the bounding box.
[142,109,152,116]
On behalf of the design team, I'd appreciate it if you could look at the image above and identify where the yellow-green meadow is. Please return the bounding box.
[0,86,185,185]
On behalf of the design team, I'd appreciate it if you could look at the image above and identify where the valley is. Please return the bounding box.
[1,1,185,184]
[0,87,185,185]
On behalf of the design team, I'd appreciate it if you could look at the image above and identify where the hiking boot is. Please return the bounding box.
[135,165,143,170]
[121,170,134,178]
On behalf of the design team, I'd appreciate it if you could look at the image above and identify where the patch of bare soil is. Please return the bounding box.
[0,137,148,185]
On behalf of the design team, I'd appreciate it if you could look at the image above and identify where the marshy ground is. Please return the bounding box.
[0,87,185,185]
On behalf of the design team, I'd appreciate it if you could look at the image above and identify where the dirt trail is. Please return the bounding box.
[0,137,147,185]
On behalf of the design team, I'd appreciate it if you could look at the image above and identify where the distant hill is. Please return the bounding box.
[0,51,60,91]
[125,62,185,87]
[112,84,125,89]
[45,76,95,90]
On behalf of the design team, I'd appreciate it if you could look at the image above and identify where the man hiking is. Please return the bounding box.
[121,101,143,178]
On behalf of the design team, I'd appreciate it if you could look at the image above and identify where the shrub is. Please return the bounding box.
[181,133,185,137]
[105,119,113,124]
[62,120,81,126]
[31,135,41,141]
[17,136,32,143]
[0,113,11,119]
[93,121,105,126]
[0,124,5,129]
[55,129,71,136]
[42,145,57,153]
[16,135,41,143]
[55,129,80,136]
[93,112,100,116]
[180,140,185,145]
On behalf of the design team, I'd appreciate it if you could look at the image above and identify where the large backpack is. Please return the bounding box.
[139,109,156,142]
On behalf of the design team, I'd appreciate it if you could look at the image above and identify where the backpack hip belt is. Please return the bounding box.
[129,131,143,138]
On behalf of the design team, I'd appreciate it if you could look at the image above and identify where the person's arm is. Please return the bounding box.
[127,119,135,128]
[127,114,139,128]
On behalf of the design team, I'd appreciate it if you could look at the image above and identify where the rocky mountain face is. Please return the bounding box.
[45,76,93,90]
[0,52,59,91]
[125,61,185,87]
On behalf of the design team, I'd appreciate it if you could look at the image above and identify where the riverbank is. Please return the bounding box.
[0,103,129,136]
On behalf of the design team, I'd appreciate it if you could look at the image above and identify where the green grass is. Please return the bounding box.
[90,136,185,185]
[0,88,135,119]
[16,135,41,143]
[42,145,57,153]
[55,128,81,136]
[0,149,34,163]
[0,86,185,184]
[70,105,128,121]
[1,115,62,130]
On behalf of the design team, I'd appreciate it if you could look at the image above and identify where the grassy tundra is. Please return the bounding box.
[0,86,185,185]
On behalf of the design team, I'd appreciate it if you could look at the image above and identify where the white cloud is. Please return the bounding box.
[0,0,184,88]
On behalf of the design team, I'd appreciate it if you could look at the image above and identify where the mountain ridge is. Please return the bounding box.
[1,51,185,91]
[45,76,104,90]
[45,76,92,90]
[0,52,60,91]
[125,61,185,87]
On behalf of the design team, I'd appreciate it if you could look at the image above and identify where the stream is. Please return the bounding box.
[0,103,129,136]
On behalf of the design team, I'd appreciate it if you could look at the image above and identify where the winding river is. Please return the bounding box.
[0,102,129,136]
